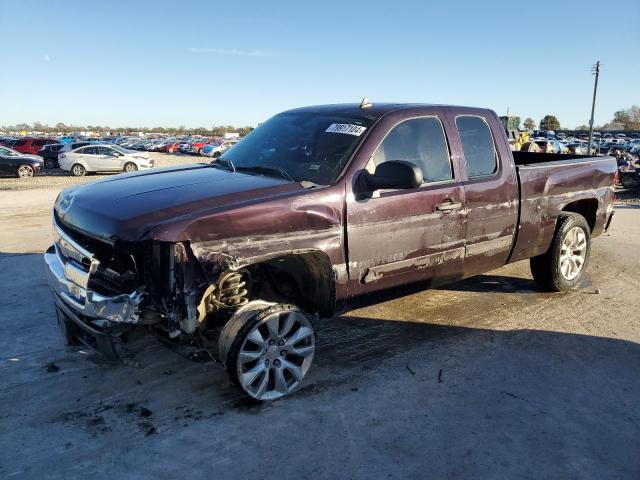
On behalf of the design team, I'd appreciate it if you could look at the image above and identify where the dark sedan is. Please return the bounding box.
[0,146,43,178]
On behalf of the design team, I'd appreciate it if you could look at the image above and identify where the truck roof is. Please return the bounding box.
[282,103,493,120]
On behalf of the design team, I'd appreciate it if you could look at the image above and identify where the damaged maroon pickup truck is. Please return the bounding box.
[45,103,616,400]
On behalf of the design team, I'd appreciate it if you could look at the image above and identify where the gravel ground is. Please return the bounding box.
[0,171,639,479]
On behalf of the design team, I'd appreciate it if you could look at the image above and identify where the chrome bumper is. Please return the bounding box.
[44,222,142,324]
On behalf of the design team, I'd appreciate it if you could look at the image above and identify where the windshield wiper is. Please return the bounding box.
[236,165,294,182]
[212,157,236,172]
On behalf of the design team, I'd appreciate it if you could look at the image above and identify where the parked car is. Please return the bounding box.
[12,138,57,155]
[45,102,616,401]
[0,146,43,178]
[58,144,154,176]
[40,141,95,168]
[566,141,587,154]
[38,143,65,169]
[534,140,556,153]
[0,137,17,148]
[164,141,183,153]
[185,140,209,155]
[202,141,237,158]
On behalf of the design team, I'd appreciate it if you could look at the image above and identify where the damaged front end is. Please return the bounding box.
[44,213,250,362]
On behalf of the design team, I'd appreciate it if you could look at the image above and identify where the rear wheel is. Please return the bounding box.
[124,162,138,173]
[530,213,591,291]
[71,164,86,176]
[220,301,316,401]
[17,164,35,178]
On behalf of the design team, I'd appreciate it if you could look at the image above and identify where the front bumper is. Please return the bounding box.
[44,222,142,325]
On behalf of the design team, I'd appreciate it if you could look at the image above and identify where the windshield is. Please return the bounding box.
[219,112,373,185]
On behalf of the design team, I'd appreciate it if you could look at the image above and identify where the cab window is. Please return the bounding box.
[371,117,452,183]
[455,116,498,177]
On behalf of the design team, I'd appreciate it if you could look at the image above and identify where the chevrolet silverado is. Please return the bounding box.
[45,102,616,400]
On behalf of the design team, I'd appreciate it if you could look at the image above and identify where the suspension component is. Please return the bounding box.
[214,271,249,309]
[198,270,250,323]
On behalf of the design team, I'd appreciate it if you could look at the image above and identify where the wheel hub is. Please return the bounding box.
[559,226,587,280]
[236,308,315,400]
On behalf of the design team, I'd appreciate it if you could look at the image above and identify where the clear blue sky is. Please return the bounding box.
[1,0,638,129]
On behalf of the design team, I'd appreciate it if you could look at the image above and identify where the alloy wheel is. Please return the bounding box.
[236,309,315,400]
[17,165,34,178]
[559,226,587,280]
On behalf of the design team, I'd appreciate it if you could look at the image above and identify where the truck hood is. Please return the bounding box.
[54,164,299,241]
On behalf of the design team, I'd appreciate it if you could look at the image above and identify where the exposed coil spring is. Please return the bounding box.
[209,271,249,309]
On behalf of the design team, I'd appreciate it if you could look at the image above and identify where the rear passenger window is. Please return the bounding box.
[455,116,498,177]
[371,117,452,183]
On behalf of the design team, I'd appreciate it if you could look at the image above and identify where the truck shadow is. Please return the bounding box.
[435,273,543,294]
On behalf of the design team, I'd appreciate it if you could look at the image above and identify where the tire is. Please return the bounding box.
[71,164,86,177]
[213,151,221,158]
[530,213,591,291]
[16,164,35,178]
[220,301,316,401]
[124,162,138,173]
[44,158,58,169]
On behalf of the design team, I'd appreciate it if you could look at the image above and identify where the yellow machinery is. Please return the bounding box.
[500,116,533,151]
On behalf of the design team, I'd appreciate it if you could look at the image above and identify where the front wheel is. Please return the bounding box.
[17,164,35,178]
[530,213,591,291]
[219,301,316,401]
[124,162,138,173]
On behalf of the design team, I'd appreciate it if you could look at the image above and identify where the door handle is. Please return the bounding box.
[436,200,462,212]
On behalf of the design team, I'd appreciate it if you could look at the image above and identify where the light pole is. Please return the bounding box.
[588,61,601,154]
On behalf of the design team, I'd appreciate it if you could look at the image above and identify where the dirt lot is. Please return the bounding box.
[0,156,638,479]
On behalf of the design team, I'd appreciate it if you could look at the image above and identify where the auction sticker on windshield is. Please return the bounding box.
[325,124,367,136]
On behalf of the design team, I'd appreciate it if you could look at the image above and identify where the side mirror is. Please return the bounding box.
[362,160,423,191]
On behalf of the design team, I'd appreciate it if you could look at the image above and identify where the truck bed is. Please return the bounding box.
[508,153,617,264]
[513,151,596,166]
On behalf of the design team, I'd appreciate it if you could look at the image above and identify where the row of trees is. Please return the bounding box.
[507,116,560,131]
[521,106,640,132]
[4,106,639,135]
[0,122,254,137]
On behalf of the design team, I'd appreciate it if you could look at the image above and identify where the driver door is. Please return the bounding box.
[346,114,466,297]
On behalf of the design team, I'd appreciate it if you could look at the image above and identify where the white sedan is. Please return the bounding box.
[58,144,154,176]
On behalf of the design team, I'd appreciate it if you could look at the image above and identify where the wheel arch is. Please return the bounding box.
[242,250,336,318]
[72,159,90,171]
[16,163,35,175]
[561,198,598,232]
[192,246,337,319]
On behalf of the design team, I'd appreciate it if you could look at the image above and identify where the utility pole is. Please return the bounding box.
[587,61,601,154]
